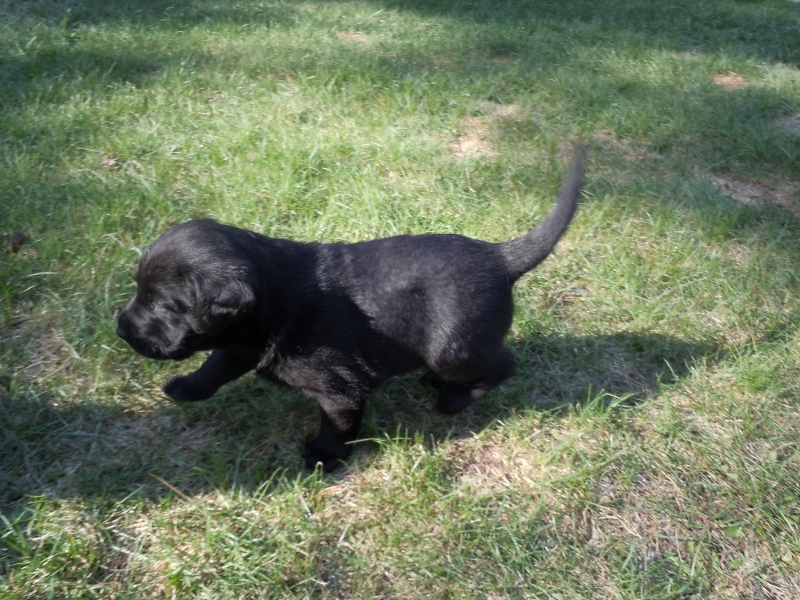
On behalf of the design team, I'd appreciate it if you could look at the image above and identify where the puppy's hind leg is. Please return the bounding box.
[164,348,257,402]
[435,351,516,415]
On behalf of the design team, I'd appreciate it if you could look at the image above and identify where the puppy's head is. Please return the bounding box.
[117,220,256,360]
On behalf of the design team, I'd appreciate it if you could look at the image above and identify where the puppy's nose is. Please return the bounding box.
[116,313,131,340]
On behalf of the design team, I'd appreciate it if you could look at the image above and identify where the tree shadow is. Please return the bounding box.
[0,331,719,515]
[3,0,798,226]
[0,0,299,110]
[343,0,800,68]
[301,0,800,222]
[3,0,296,28]
[2,48,163,96]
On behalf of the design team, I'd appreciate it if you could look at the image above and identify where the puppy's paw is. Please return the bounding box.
[302,437,351,472]
[436,382,480,415]
[163,376,215,402]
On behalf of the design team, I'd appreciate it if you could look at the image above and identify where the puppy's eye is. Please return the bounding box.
[153,301,185,317]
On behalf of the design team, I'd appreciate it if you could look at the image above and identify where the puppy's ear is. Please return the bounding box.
[198,277,256,336]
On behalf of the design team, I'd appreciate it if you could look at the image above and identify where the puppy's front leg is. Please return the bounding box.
[303,393,366,472]
[164,348,257,402]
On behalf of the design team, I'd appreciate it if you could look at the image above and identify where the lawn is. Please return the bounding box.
[1,0,800,597]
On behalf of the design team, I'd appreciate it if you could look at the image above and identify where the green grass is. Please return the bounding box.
[2,0,800,597]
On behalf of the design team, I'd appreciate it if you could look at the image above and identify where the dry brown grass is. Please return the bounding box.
[449,116,497,160]
[712,74,748,90]
[448,102,521,160]
[336,31,374,45]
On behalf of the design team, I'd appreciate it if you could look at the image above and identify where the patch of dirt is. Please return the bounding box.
[448,116,497,160]
[713,74,748,90]
[768,188,800,215]
[1,315,67,384]
[724,241,748,263]
[543,285,592,316]
[479,100,520,118]
[446,101,522,160]
[101,154,120,168]
[337,31,373,45]
[711,176,764,207]
[382,170,402,188]
[444,432,582,508]
[711,175,800,216]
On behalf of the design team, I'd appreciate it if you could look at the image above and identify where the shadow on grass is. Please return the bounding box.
[2,0,798,218]
[6,0,797,66]
[368,0,800,65]
[0,0,299,110]
[0,331,718,514]
[2,0,296,28]
[2,47,174,99]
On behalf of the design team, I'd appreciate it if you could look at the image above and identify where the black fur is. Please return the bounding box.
[117,149,585,471]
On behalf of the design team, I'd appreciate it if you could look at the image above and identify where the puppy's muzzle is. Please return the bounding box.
[116,310,158,358]
[116,311,133,342]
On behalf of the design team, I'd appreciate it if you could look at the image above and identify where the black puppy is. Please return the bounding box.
[117,150,585,471]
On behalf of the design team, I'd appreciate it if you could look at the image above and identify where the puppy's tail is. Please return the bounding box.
[499,147,585,281]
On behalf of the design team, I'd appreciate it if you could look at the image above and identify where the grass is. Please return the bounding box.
[1,0,800,597]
